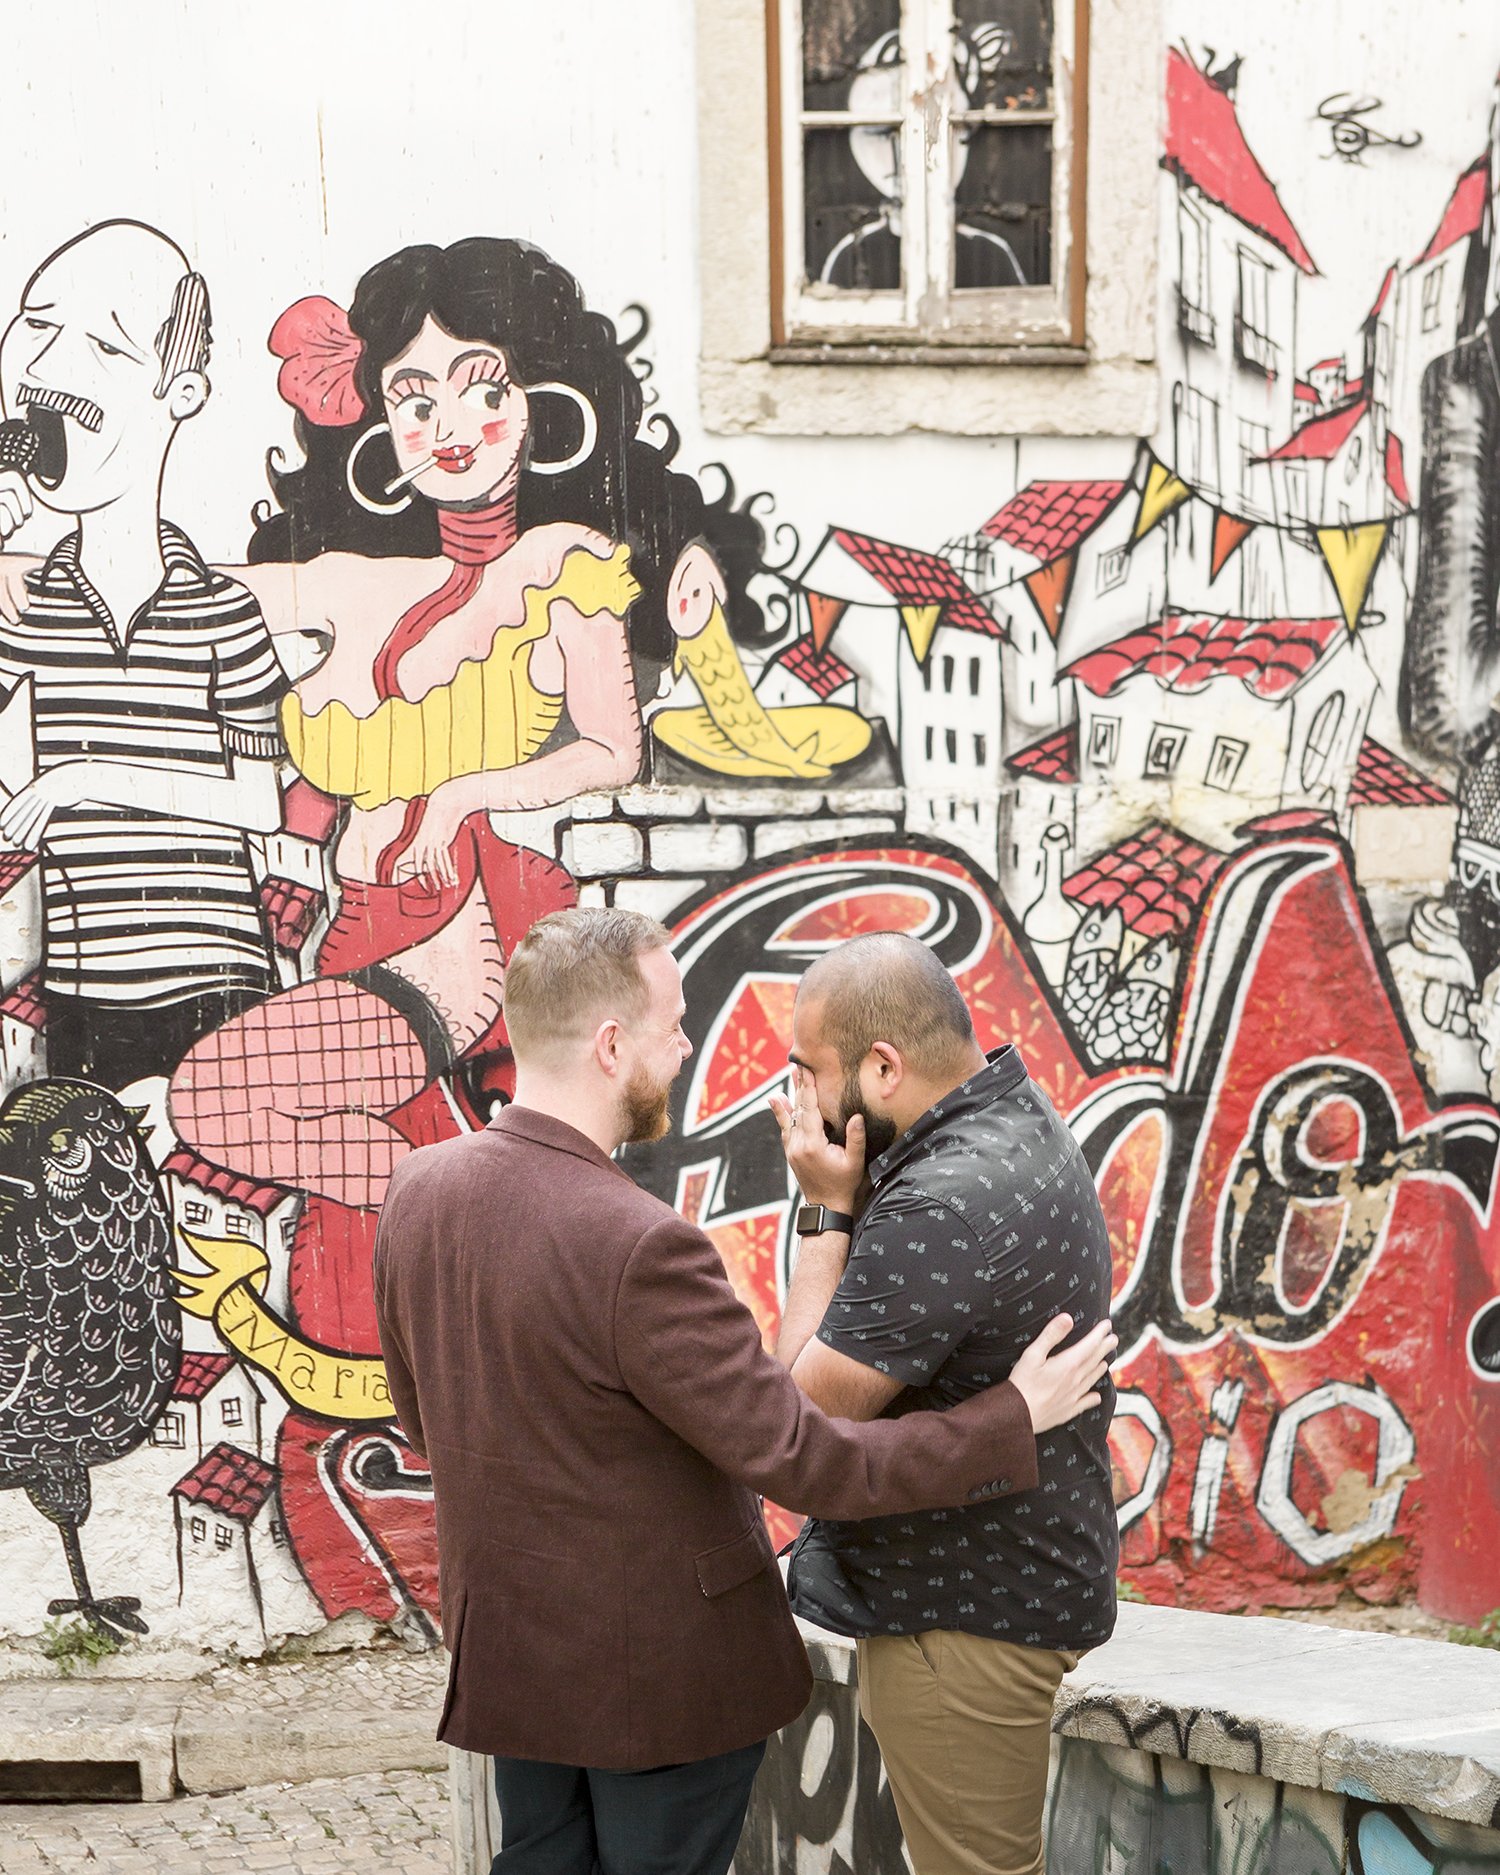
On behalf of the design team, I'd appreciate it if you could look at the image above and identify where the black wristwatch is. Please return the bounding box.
[795,1203,855,1237]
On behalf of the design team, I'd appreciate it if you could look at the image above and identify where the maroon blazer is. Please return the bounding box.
[372,1106,1038,1769]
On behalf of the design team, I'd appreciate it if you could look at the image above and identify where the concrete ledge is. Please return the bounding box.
[797,1603,1500,1829]
[0,1651,446,1801]
[173,1706,444,1796]
[0,1681,179,1802]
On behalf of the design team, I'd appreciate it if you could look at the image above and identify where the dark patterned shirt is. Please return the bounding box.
[787,1047,1119,1653]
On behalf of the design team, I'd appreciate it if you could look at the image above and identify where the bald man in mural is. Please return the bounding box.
[0,220,285,1087]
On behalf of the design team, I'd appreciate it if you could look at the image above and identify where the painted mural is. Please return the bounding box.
[0,15,1498,1655]
[1047,1736,1500,1875]
[736,1699,1500,1875]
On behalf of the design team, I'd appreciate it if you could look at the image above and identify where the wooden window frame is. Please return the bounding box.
[768,0,1090,360]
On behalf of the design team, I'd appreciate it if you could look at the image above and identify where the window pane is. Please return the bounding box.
[953,124,1051,286]
[805,126,903,290]
[954,0,1054,113]
[802,0,901,112]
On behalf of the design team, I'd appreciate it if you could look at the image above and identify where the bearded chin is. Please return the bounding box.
[621,1070,673,1145]
[834,1072,898,1159]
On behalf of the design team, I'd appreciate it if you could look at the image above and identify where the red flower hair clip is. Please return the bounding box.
[269,296,365,427]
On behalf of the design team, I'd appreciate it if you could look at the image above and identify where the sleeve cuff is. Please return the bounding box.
[224,724,286,760]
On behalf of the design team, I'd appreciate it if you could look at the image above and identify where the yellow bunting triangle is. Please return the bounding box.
[900,603,942,664]
[1133,458,1193,541]
[1316,522,1389,633]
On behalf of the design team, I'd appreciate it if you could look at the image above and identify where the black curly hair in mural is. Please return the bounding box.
[247,236,780,665]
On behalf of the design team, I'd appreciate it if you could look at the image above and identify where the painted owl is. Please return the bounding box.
[0,1079,180,1637]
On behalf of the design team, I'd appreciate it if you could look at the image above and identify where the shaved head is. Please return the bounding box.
[798,932,976,1077]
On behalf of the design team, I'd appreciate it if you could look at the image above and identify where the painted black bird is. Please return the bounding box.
[0,1080,180,1639]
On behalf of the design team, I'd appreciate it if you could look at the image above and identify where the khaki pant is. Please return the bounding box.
[857,1630,1077,1875]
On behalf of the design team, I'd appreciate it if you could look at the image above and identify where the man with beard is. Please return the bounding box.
[0,220,283,1086]
[372,908,1114,1875]
[769,931,1118,1875]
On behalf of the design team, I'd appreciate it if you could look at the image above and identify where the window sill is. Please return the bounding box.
[769,342,1092,367]
[700,353,1158,436]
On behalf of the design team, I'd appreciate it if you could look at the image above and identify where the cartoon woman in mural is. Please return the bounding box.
[167,238,778,1623]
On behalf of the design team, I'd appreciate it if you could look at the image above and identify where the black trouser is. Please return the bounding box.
[490,1740,765,1875]
[45,988,266,1089]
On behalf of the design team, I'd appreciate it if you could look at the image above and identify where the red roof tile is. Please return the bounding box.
[173,1352,236,1402]
[1164,51,1317,274]
[1349,738,1452,808]
[1265,397,1368,463]
[1063,612,1346,703]
[1385,434,1412,508]
[1368,264,1397,320]
[259,876,324,951]
[772,637,856,700]
[172,1443,277,1521]
[979,480,1127,561]
[1006,724,1078,784]
[832,529,1004,637]
[1064,823,1228,941]
[1294,381,1319,403]
[832,532,1005,641]
[1241,809,1338,837]
[280,778,340,844]
[1309,357,1344,373]
[1417,158,1489,264]
[0,973,45,1032]
[0,851,38,894]
[165,1145,288,1219]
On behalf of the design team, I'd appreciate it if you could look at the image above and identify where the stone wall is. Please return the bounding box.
[452,1605,1500,1875]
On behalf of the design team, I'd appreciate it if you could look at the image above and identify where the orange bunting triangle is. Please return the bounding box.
[806,592,848,653]
[1133,458,1192,541]
[899,604,943,664]
[1210,511,1255,581]
[1316,522,1389,633]
[1023,553,1076,642]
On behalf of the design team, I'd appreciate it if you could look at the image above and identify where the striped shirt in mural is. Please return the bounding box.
[0,524,286,1007]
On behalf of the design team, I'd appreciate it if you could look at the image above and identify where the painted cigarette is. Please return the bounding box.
[384,455,436,496]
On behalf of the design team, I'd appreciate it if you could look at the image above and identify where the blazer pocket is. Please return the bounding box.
[695,1521,776,1599]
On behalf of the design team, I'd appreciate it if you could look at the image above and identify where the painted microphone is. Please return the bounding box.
[0,420,41,476]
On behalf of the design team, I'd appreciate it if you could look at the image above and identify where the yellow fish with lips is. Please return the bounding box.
[652,601,872,780]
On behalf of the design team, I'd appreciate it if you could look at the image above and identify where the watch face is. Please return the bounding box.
[796,1204,823,1235]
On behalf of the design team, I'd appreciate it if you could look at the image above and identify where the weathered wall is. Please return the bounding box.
[0,0,1497,1659]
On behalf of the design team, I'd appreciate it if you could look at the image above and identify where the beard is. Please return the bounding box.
[620,1061,675,1145]
[828,1067,898,1161]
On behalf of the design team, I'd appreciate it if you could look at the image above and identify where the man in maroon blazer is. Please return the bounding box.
[373,908,1113,1875]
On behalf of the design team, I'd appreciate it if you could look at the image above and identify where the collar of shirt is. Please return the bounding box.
[38,520,209,648]
[867,1044,1029,1188]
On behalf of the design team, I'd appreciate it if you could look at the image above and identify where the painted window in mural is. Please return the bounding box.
[776,0,1081,347]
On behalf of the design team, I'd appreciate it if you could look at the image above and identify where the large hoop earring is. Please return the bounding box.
[525,382,598,476]
[346,423,412,515]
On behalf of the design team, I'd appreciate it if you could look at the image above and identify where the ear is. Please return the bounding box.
[869,1041,904,1089]
[592,1017,624,1078]
[164,370,208,422]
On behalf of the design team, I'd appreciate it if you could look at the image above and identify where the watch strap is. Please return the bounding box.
[795,1203,855,1237]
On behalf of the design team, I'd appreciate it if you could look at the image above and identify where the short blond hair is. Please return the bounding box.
[504,907,671,1062]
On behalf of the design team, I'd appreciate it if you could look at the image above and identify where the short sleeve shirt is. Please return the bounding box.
[786,1047,1119,1653]
[0,522,286,1006]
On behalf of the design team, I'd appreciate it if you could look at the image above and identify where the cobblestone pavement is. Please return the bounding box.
[0,1769,451,1873]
